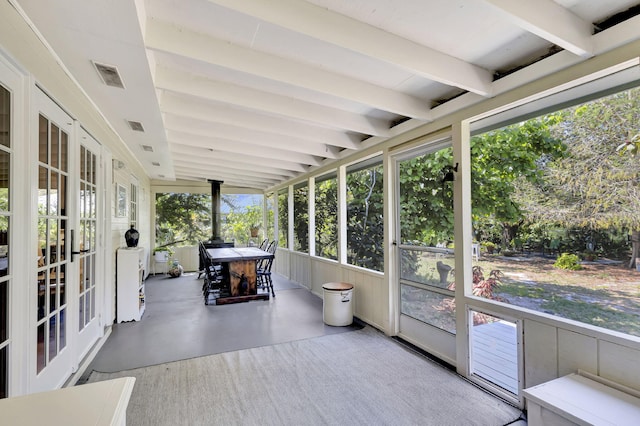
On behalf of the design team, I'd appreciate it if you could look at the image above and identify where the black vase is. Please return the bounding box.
[125,225,139,247]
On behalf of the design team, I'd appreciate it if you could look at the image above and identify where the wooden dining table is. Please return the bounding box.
[206,247,274,304]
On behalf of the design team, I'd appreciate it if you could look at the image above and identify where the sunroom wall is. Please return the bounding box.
[269,42,640,394]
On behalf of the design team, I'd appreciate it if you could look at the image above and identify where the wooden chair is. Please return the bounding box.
[197,241,222,279]
[197,241,226,304]
[257,241,277,297]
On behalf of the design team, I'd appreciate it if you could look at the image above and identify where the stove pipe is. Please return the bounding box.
[209,179,223,242]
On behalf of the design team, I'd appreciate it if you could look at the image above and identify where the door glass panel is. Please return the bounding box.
[401,284,456,334]
[50,124,59,169]
[48,315,57,360]
[59,263,66,306]
[50,171,58,216]
[38,167,47,214]
[38,115,48,164]
[59,219,66,262]
[36,323,45,373]
[59,308,66,350]
[48,266,57,314]
[60,131,67,172]
[0,346,6,399]
[0,281,6,342]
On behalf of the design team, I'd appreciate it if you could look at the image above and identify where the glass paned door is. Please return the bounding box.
[78,145,96,331]
[75,128,102,358]
[32,91,104,392]
[0,81,12,399]
[36,112,69,374]
[396,142,457,363]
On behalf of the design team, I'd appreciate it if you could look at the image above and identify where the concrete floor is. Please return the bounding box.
[87,271,361,373]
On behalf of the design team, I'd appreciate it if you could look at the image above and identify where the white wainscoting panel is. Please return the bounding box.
[524,319,558,388]
[274,249,290,278]
[342,267,387,331]
[309,258,341,296]
[289,252,310,288]
[599,340,640,391]
[557,329,597,377]
[173,245,198,272]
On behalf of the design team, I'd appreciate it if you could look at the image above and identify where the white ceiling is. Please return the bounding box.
[13,0,640,189]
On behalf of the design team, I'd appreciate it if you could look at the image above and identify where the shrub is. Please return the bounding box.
[483,241,497,254]
[438,266,507,325]
[554,253,582,270]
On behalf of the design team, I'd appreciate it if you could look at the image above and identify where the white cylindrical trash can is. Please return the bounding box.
[322,282,354,326]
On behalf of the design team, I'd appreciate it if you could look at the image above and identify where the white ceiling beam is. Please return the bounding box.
[146,20,431,120]
[155,67,389,136]
[482,0,594,57]
[159,92,363,150]
[169,141,308,174]
[173,167,274,188]
[173,163,281,185]
[206,0,493,96]
[176,158,293,182]
[173,154,293,181]
[593,14,640,54]
[167,129,323,167]
[164,115,340,159]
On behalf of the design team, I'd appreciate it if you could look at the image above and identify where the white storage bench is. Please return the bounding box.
[523,372,640,425]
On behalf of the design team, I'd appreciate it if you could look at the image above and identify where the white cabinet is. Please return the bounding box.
[116,247,146,322]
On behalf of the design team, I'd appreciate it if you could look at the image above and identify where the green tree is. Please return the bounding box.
[522,87,640,267]
[222,204,263,246]
[471,115,566,247]
[395,117,565,250]
[399,148,455,246]
[155,193,212,246]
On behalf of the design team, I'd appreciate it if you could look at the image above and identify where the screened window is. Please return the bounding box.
[315,172,337,260]
[220,193,263,246]
[471,84,640,338]
[293,182,308,253]
[266,192,275,242]
[278,189,288,249]
[346,157,384,272]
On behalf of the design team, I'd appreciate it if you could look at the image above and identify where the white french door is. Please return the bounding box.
[31,89,104,392]
[75,128,103,360]
[0,54,20,399]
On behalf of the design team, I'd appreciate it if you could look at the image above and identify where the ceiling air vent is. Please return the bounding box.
[92,61,125,89]
[141,144,154,152]
[127,120,145,132]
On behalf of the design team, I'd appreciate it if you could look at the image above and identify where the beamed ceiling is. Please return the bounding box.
[12,0,640,189]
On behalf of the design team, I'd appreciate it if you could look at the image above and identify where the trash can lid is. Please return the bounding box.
[322,282,353,291]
